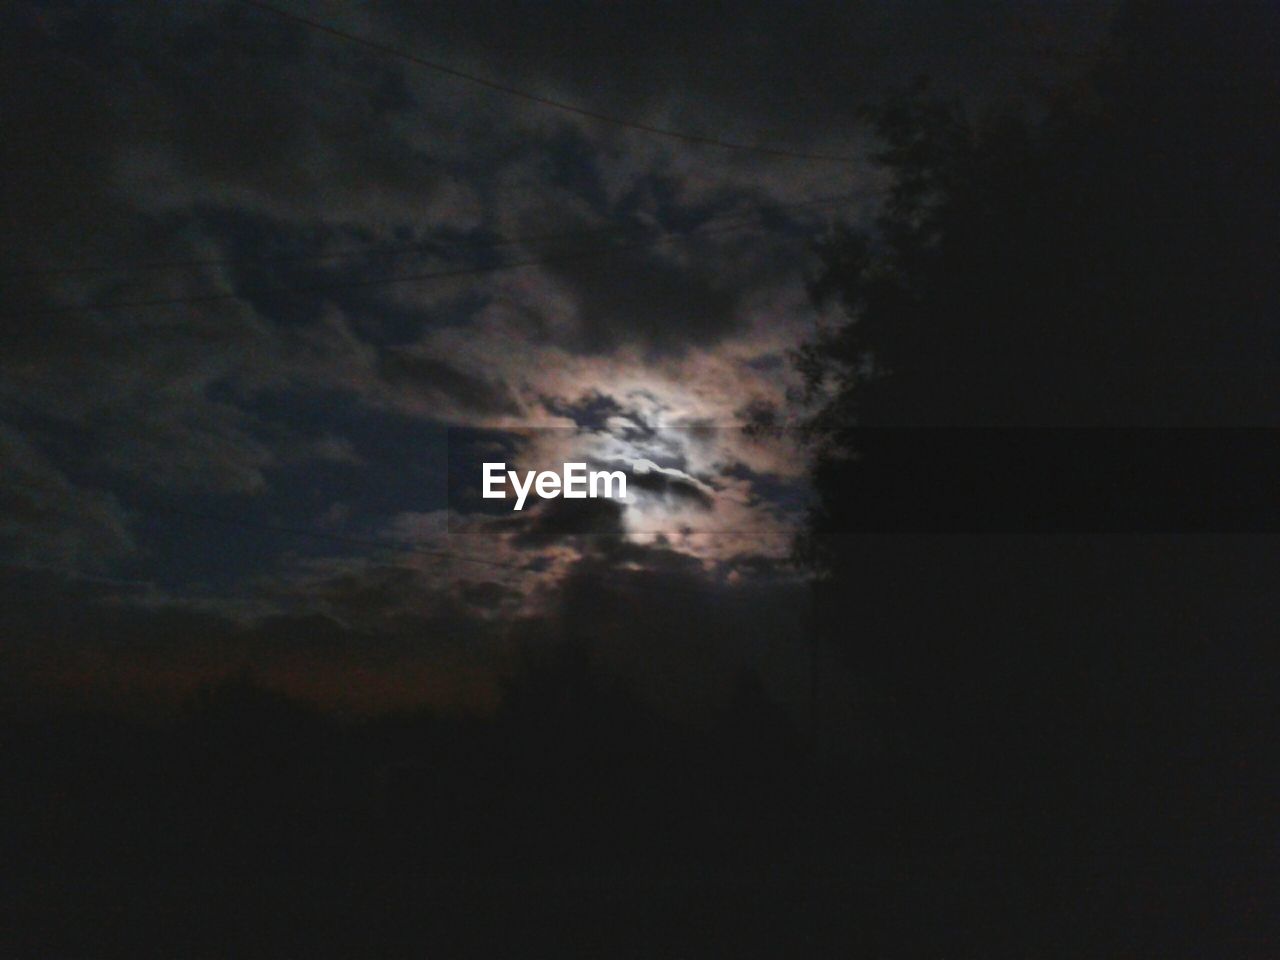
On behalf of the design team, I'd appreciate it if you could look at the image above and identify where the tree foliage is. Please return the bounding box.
[800,4,1276,440]
[791,11,1278,949]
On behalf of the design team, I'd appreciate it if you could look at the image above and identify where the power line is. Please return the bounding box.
[7,494,779,602]
[8,198,849,319]
[229,0,863,164]
[152,503,772,600]
[152,503,530,575]
[7,220,650,280]
[6,192,859,279]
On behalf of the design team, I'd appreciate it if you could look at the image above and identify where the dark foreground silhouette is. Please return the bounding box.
[2,612,1274,960]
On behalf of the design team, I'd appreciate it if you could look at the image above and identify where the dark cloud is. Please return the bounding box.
[459,578,522,612]
[541,391,626,430]
[0,422,134,569]
[548,541,809,721]
[378,348,521,416]
[542,242,743,356]
[112,3,450,223]
[512,495,626,548]
[622,460,715,510]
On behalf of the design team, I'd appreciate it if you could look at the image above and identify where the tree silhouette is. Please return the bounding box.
[794,5,1278,953]
[800,3,1276,436]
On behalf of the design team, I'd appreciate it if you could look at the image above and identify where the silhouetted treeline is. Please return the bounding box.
[795,3,1277,957]
[2,659,906,959]
[799,3,1277,431]
[7,625,1266,957]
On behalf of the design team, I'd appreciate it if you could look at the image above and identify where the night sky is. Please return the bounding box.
[7,3,1280,957]
[1,1,1114,717]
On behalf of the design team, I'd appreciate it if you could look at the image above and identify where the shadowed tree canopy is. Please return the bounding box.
[795,0,1280,691]
[799,3,1277,435]
[790,7,1279,951]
